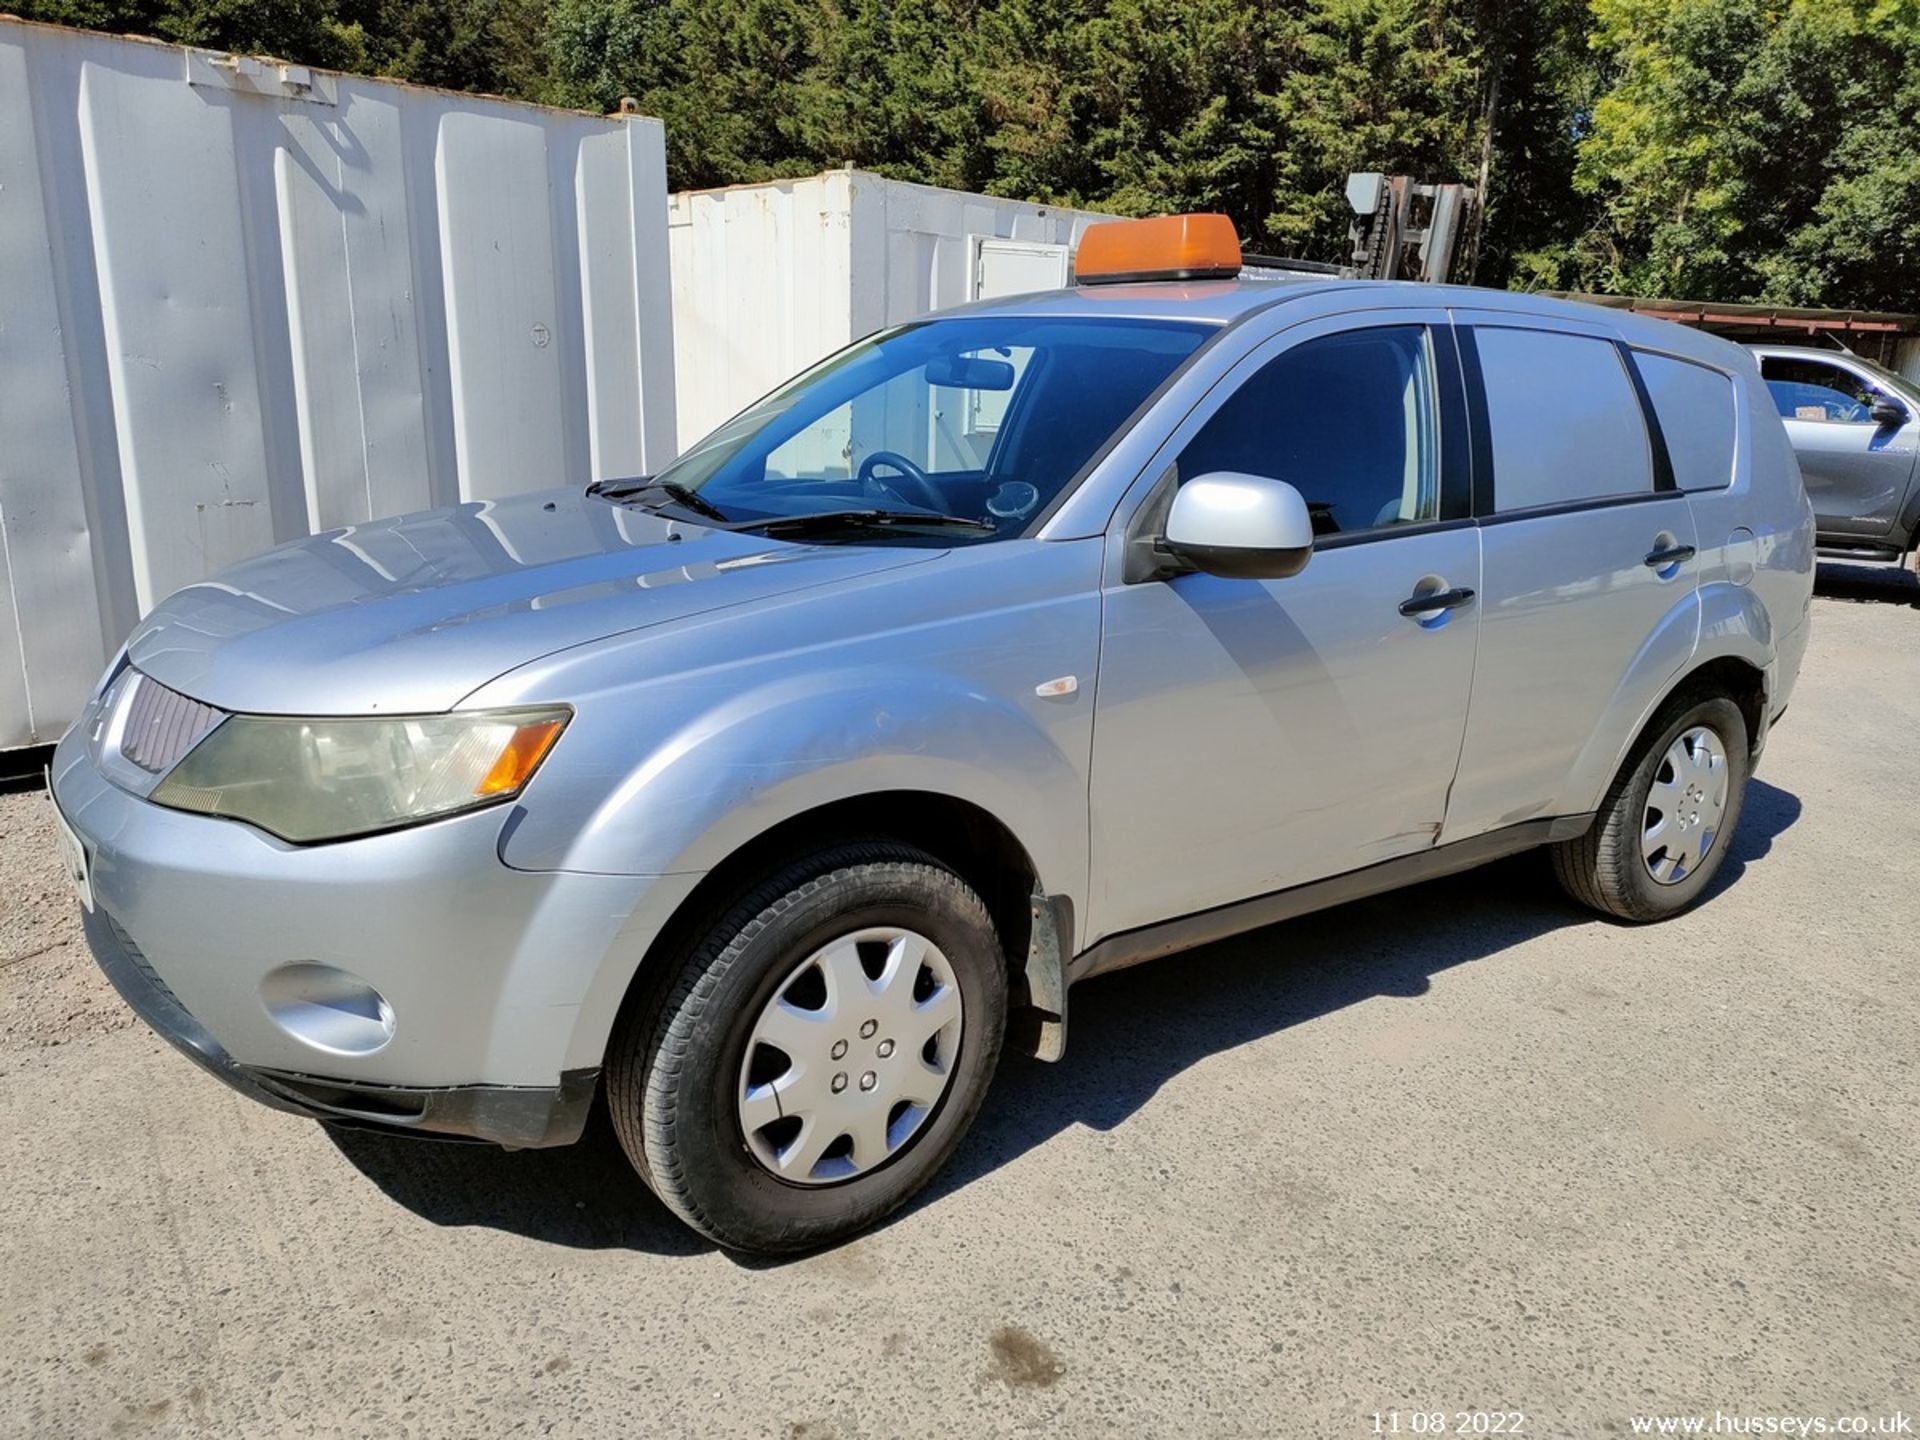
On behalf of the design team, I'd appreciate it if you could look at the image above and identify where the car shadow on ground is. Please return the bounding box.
[327,1103,711,1256]
[1816,558,1919,607]
[329,778,1802,1260]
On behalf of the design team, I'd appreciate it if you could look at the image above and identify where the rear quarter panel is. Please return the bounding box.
[1542,319,1810,810]
[1687,362,1815,718]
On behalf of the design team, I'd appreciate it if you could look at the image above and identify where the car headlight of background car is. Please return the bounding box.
[148,707,570,843]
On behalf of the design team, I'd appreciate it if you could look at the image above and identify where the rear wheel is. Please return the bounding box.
[1551,692,1750,922]
[607,841,1007,1254]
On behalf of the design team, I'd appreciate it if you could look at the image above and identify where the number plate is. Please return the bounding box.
[48,781,94,914]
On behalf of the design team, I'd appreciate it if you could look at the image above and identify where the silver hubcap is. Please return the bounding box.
[737,926,964,1185]
[1642,724,1729,885]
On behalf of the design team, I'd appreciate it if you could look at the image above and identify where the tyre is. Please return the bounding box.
[607,841,1007,1253]
[1551,692,1750,922]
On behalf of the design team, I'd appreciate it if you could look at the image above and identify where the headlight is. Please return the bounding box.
[149,707,570,843]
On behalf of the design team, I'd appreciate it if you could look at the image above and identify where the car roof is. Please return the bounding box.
[1745,342,1869,359]
[941,276,1759,373]
[935,273,1335,325]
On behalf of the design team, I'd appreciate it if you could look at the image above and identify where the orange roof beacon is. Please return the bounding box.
[1073,213,1244,284]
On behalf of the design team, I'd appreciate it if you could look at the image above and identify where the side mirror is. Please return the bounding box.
[1870,395,1909,428]
[1162,472,1314,580]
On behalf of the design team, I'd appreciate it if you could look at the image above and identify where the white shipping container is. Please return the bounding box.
[668,169,1116,450]
[0,18,676,749]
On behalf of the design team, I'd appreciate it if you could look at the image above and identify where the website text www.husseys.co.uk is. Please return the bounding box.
[1628,1414,1911,1436]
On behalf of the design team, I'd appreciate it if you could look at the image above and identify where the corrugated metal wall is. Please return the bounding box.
[1896,337,1920,387]
[668,170,1113,447]
[0,18,676,748]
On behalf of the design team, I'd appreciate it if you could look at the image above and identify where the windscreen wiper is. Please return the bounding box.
[586,477,732,525]
[728,508,996,538]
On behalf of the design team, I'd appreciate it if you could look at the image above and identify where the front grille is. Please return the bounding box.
[119,674,224,773]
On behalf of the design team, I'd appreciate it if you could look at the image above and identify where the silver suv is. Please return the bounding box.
[51,219,1814,1253]
[1752,344,1920,562]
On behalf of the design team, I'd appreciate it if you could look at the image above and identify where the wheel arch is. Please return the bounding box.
[602,790,1071,1074]
[1607,654,1770,803]
[1897,468,1920,553]
[1550,661,1763,923]
[1561,573,1779,819]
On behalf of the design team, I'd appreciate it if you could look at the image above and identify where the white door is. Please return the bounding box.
[971,238,1071,301]
[964,239,1071,441]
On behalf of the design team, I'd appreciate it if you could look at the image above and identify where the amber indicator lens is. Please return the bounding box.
[477,717,567,796]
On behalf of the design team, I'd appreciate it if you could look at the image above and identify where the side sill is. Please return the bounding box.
[1814,542,1903,560]
[1068,814,1595,985]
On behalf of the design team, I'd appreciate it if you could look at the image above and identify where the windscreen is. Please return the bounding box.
[653,317,1212,540]
[1855,355,1920,407]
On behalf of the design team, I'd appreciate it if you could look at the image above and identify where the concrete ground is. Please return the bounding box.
[2,564,1916,1439]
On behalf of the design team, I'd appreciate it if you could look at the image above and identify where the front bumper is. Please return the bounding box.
[83,904,596,1146]
[51,720,701,1146]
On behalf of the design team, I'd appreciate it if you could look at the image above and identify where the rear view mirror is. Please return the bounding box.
[1162,472,1314,580]
[925,354,1016,391]
[1870,395,1909,428]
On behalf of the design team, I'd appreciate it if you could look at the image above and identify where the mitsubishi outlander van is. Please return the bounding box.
[50,214,1815,1253]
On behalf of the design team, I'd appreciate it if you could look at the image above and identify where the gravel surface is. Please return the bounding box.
[1,564,1916,1438]
[0,781,127,1050]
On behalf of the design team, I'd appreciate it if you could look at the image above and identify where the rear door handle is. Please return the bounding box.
[1398,586,1476,617]
[1645,543,1696,568]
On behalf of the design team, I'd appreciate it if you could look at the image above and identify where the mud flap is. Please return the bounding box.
[1006,888,1072,1062]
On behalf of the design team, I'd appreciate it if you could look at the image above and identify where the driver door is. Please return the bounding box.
[1087,312,1481,944]
[1757,353,1920,539]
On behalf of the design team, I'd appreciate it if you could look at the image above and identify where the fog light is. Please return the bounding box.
[259,964,395,1055]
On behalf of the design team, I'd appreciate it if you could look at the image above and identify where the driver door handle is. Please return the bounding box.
[1398,586,1476,617]
[1644,543,1696,568]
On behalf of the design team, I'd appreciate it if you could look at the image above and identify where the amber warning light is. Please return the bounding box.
[1073,213,1243,285]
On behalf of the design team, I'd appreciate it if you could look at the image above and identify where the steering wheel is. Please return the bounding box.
[856,450,947,512]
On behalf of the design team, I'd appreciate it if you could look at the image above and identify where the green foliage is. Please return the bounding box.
[1264,0,1480,256]
[14,0,1920,307]
[1564,0,1920,307]
[17,0,549,92]
[1467,0,1601,290]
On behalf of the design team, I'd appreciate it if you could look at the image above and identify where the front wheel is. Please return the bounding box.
[607,841,1007,1254]
[1551,692,1750,922]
